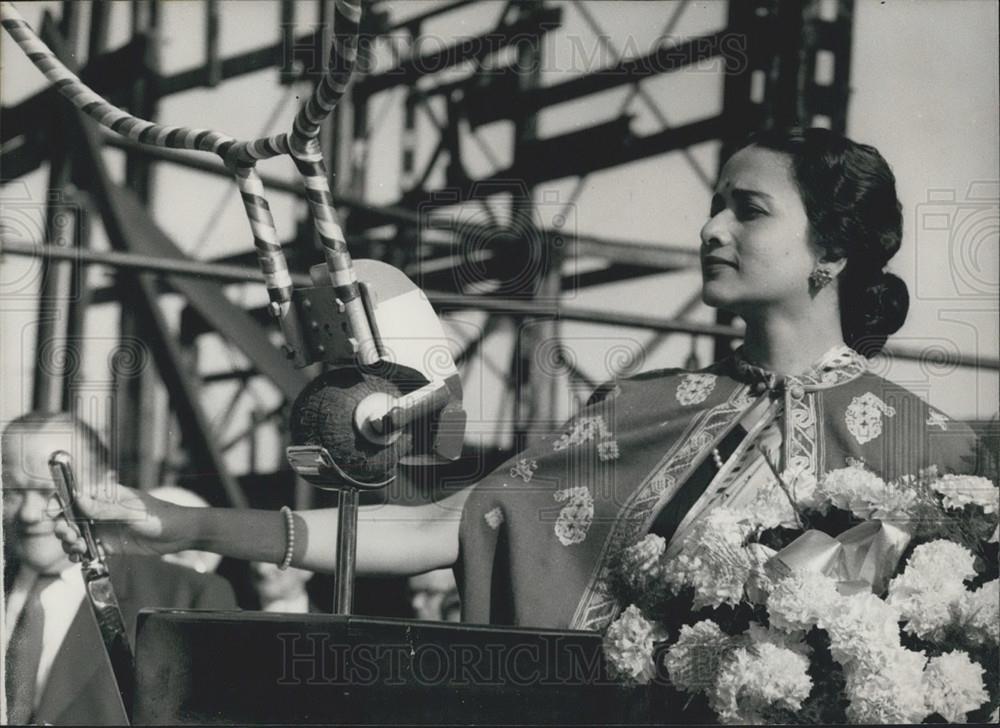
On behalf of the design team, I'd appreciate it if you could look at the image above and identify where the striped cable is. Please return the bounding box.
[0,4,236,158]
[0,2,296,316]
[2,0,374,365]
[232,133,291,163]
[231,163,292,304]
[290,0,362,149]
[291,137,379,365]
[284,0,378,365]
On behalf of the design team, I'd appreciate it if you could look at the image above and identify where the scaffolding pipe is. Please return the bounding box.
[2,237,313,287]
[4,239,999,373]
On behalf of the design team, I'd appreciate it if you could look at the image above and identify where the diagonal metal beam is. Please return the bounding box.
[96,185,309,401]
[0,129,51,181]
[456,29,732,128]
[569,0,713,190]
[361,115,724,220]
[54,77,299,507]
[353,5,563,99]
[453,312,505,367]
[156,26,318,96]
[13,36,312,402]
[1,35,149,144]
[63,114,247,505]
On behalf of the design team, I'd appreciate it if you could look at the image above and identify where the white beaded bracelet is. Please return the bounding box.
[278,505,295,570]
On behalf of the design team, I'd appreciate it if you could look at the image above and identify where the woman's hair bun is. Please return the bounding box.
[841,270,909,357]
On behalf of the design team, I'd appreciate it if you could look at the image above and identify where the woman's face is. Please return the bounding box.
[700,146,821,316]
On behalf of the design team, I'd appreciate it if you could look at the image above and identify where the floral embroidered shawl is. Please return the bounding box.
[455,348,981,631]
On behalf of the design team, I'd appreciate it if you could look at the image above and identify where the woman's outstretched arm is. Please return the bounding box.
[54,483,472,577]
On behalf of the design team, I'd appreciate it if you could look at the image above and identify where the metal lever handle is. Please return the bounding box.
[48,450,135,723]
[49,450,105,568]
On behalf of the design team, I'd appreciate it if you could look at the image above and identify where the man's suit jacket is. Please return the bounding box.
[26,555,237,725]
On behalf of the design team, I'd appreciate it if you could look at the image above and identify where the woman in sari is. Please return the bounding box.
[54,128,982,632]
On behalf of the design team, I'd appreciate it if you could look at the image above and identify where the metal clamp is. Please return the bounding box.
[286,445,396,490]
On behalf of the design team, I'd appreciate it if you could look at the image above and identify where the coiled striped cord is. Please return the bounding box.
[1,0,375,364]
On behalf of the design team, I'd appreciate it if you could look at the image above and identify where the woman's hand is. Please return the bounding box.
[53,482,196,561]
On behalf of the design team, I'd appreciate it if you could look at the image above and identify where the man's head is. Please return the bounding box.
[2,412,114,574]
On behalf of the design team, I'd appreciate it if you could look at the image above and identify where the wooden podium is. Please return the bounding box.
[134,610,654,725]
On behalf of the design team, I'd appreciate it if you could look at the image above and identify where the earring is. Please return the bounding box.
[809,267,835,290]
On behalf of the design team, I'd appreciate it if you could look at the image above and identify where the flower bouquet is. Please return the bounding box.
[602,463,999,724]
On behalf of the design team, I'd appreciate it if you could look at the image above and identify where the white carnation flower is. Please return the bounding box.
[931,474,999,514]
[923,651,990,723]
[814,465,919,521]
[887,540,976,640]
[896,589,962,642]
[710,643,813,724]
[664,507,755,609]
[766,571,841,632]
[825,592,903,670]
[619,533,667,594]
[747,494,799,531]
[663,619,734,695]
[959,579,1000,645]
[867,479,920,522]
[623,533,666,573]
[922,541,975,577]
[817,466,889,518]
[602,604,668,685]
[666,549,752,610]
[843,647,927,724]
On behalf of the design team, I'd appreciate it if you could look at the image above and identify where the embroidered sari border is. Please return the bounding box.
[569,383,757,631]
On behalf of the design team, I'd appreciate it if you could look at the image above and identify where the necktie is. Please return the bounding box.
[5,574,58,724]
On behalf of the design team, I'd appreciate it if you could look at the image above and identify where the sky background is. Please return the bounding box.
[1,0,997,476]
